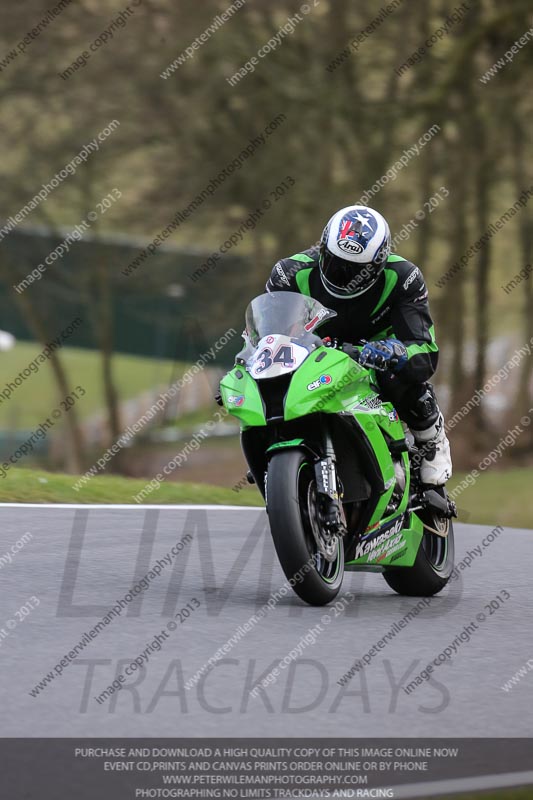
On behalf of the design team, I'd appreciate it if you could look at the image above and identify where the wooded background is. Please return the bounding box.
[0,0,532,476]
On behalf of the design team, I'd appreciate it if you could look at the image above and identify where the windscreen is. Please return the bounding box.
[245,292,336,347]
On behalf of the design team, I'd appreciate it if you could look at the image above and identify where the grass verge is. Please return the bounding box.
[448,468,533,529]
[0,343,182,428]
[0,467,531,529]
[0,467,261,505]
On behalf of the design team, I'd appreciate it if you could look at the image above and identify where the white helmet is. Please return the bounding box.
[319,205,391,298]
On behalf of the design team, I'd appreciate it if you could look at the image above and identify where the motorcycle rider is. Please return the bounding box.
[265,204,452,486]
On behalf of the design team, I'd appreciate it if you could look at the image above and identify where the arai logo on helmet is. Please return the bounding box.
[336,211,377,255]
[307,374,332,391]
[338,239,364,255]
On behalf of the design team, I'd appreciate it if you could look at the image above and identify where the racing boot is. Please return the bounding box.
[412,412,452,485]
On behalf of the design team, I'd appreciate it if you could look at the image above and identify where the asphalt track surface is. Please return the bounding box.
[1,504,532,738]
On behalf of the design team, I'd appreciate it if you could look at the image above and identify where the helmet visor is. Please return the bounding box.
[320,247,382,298]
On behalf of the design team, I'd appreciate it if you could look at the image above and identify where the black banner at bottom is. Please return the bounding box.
[0,739,532,799]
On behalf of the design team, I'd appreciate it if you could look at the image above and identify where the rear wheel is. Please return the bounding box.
[382,491,455,597]
[267,450,344,606]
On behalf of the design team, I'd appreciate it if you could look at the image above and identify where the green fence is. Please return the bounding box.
[0,225,254,364]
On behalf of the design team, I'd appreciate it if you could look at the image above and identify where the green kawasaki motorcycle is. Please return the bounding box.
[219,292,456,606]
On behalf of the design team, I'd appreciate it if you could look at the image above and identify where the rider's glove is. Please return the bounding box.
[359,338,408,372]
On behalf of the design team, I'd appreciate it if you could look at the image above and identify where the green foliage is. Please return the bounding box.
[0,0,532,465]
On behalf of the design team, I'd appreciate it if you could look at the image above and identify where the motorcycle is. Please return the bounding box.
[218,291,456,606]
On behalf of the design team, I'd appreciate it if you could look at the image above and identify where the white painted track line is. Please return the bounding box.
[0,503,264,510]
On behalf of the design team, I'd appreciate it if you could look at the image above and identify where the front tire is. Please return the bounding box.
[382,502,455,597]
[267,450,344,606]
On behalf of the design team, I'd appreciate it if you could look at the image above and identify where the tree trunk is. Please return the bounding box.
[471,111,492,444]
[96,260,122,450]
[439,122,469,417]
[9,289,85,472]
[510,109,533,447]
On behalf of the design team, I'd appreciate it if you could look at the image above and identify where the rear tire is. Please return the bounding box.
[382,500,455,597]
[267,449,344,606]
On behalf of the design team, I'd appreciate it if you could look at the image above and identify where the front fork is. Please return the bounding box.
[314,434,347,537]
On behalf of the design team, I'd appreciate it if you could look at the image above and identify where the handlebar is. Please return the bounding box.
[322,337,362,362]
[341,343,361,362]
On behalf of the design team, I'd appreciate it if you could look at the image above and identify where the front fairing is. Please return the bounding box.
[220,291,405,441]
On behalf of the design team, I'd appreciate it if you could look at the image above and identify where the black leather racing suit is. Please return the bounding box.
[266,247,440,431]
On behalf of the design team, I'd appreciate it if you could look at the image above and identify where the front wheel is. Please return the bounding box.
[266,450,344,606]
[382,499,455,597]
